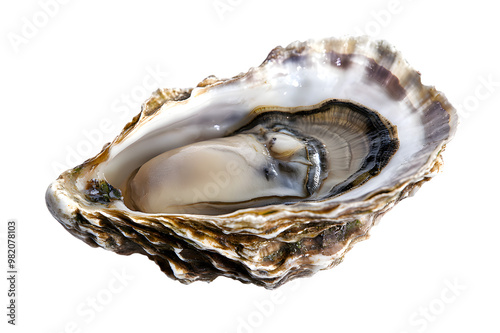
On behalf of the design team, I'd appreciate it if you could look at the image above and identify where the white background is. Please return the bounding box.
[1,0,499,332]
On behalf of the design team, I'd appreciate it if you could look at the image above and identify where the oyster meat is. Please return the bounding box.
[46,36,457,288]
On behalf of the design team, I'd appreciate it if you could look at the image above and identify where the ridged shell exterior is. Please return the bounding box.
[46,37,457,288]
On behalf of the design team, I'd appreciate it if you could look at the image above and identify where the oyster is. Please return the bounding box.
[46,36,457,288]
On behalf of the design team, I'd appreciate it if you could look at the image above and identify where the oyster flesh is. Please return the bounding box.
[46,36,457,288]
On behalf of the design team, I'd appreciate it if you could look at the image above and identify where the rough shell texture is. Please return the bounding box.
[46,36,457,288]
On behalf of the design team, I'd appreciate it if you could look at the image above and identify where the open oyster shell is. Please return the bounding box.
[46,36,457,288]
